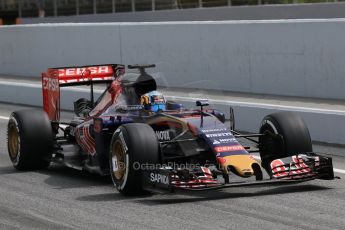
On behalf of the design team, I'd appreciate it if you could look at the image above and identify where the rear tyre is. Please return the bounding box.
[7,110,54,170]
[259,112,312,171]
[109,123,159,195]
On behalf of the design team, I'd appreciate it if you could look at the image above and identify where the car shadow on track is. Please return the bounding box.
[40,165,113,189]
[0,164,153,201]
[40,165,153,201]
[76,192,153,202]
[137,184,331,205]
[0,165,27,175]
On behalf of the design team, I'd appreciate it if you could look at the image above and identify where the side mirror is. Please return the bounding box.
[196,100,209,128]
[196,100,209,107]
[230,107,235,131]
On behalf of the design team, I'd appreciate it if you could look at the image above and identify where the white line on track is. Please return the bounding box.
[252,155,345,174]
[334,169,345,174]
[1,113,345,174]
[0,116,9,120]
[170,96,345,115]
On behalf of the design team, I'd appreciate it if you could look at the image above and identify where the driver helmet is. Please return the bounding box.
[140,91,166,112]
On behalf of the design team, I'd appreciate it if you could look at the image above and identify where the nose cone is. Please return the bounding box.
[218,155,259,178]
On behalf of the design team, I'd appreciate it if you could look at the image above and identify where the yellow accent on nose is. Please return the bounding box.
[221,155,259,177]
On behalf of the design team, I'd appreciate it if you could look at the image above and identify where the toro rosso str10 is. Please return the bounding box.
[7,64,335,195]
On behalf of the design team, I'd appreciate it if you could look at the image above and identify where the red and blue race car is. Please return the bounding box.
[7,64,335,195]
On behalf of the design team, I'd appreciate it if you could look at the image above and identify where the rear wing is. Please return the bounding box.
[42,64,125,121]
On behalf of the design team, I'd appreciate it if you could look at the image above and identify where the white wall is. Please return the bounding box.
[1,19,345,99]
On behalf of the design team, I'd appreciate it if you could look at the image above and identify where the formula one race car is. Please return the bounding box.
[7,64,335,195]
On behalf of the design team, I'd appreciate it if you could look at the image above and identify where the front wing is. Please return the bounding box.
[141,153,335,193]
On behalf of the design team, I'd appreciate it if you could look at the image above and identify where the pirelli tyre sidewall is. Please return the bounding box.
[259,112,312,171]
[7,110,54,170]
[110,123,159,195]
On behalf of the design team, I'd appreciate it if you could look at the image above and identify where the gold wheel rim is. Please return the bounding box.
[8,124,19,159]
[112,140,126,181]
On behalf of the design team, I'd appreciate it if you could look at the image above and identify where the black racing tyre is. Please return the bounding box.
[259,112,312,171]
[109,123,159,195]
[7,110,54,170]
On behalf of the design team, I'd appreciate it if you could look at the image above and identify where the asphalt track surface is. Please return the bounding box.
[0,103,345,230]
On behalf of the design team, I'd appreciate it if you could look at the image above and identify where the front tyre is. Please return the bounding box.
[7,110,54,170]
[109,123,159,195]
[259,112,312,171]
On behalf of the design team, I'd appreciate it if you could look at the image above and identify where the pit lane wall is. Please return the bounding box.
[1,19,345,100]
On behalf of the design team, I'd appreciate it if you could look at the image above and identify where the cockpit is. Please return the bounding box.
[86,65,158,117]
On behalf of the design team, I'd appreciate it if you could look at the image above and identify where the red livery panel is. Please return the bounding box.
[57,65,114,85]
[41,64,125,121]
[42,72,60,121]
[214,145,245,153]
